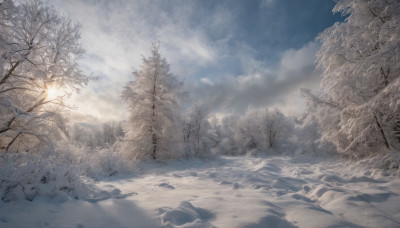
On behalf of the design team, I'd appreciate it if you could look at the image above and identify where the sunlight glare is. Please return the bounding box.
[46,85,61,99]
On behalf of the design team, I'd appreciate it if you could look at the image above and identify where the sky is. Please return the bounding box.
[50,0,343,124]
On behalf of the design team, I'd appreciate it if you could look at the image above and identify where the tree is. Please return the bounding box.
[102,123,114,145]
[235,110,260,153]
[183,102,211,157]
[121,44,184,160]
[233,108,292,154]
[214,114,240,155]
[261,109,288,149]
[306,0,400,157]
[0,0,90,153]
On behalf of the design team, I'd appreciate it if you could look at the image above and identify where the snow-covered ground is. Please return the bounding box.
[1,155,400,228]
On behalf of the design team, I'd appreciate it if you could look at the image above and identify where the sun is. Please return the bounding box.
[46,85,62,99]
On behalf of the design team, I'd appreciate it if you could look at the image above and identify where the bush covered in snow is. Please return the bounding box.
[0,152,83,202]
[360,150,400,171]
[0,142,134,202]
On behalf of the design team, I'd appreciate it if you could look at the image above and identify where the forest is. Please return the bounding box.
[0,0,400,227]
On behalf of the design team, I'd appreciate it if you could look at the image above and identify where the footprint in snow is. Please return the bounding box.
[158,183,175,189]
[111,188,121,195]
[302,185,311,192]
[291,193,315,203]
[233,183,243,189]
[298,169,313,175]
[219,180,232,185]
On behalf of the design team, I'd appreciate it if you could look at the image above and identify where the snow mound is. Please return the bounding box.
[157,201,215,228]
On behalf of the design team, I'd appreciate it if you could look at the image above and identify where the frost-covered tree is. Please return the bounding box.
[183,102,211,157]
[305,0,400,158]
[211,108,292,155]
[213,114,240,155]
[261,109,288,149]
[121,44,184,160]
[235,111,260,153]
[208,116,222,148]
[234,108,292,154]
[69,121,124,149]
[0,0,90,153]
[294,104,338,157]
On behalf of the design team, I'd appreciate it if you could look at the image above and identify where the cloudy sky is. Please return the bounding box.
[50,0,342,124]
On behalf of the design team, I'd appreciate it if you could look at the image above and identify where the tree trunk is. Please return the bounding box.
[374,115,390,149]
[151,88,157,160]
[151,64,158,160]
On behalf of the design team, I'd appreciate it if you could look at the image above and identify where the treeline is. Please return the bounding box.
[69,104,295,158]
[69,122,124,149]
[184,105,295,158]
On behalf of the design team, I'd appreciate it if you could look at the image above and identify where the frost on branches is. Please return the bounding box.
[121,44,184,160]
[0,0,90,153]
[183,102,212,158]
[209,108,293,156]
[304,0,400,158]
[234,109,293,155]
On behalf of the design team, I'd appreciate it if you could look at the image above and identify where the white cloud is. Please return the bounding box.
[201,78,213,86]
[189,41,321,116]
[280,42,319,73]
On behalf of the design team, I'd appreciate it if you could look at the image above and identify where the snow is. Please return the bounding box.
[1,155,400,228]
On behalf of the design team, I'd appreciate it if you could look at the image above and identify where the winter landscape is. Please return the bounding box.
[1,0,400,228]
